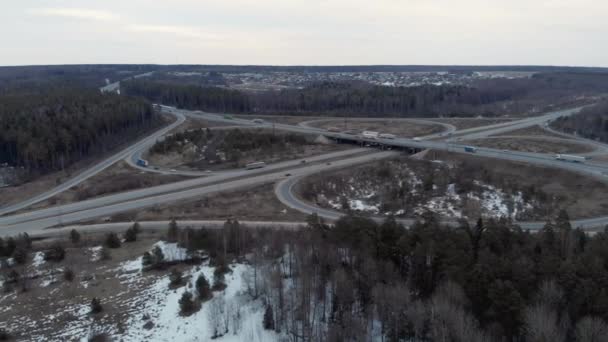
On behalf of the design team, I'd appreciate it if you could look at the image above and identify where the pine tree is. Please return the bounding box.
[179,291,196,315]
[167,219,179,242]
[132,222,141,234]
[69,229,81,244]
[196,274,212,301]
[124,225,138,242]
[213,268,227,291]
[104,232,121,248]
[263,304,275,330]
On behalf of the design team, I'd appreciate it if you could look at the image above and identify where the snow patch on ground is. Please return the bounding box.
[89,246,102,262]
[32,252,45,268]
[155,241,189,262]
[120,263,280,342]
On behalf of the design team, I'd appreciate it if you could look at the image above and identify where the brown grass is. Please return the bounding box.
[101,183,307,223]
[25,162,189,211]
[428,117,515,130]
[309,119,444,137]
[464,137,594,154]
[0,232,167,341]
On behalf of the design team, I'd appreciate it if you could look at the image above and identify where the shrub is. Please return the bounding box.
[70,229,81,244]
[169,269,183,288]
[0,328,9,341]
[12,247,28,264]
[44,244,66,262]
[90,297,103,314]
[64,268,75,282]
[142,246,165,269]
[99,246,111,261]
[104,233,121,249]
[88,333,110,342]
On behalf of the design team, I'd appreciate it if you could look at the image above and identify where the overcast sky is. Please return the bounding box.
[2,0,607,66]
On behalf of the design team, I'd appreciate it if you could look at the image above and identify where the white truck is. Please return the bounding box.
[252,118,264,124]
[361,131,379,139]
[378,133,396,139]
[555,154,586,163]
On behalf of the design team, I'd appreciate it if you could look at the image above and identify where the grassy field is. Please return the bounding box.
[464,137,594,154]
[101,183,308,223]
[146,128,347,171]
[309,119,444,137]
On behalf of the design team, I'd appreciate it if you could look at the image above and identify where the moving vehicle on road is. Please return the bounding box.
[326,126,341,132]
[252,118,264,124]
[379,133,396,139]
[361,131,379,139]
[464,146,477,153]
[136,158,149,167]
[555,154,586,163]
[245,161,266,170]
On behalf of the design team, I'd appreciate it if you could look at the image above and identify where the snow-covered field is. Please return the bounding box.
[119,263,278,342]
[0,240,283,342]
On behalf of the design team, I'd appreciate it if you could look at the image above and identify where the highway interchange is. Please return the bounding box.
[3,96,608,237]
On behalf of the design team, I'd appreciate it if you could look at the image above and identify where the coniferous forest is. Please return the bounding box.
[122,72,608,118]
[170,211,608,341]
[0,88,160,175]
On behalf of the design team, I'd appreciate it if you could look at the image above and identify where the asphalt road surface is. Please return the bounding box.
[0,151,397,236]
[0,148,371,228]
[0,111,186,217]
[5,103,608,237]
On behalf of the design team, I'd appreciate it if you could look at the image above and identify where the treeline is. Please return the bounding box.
[551,100,608,142]
[123,79,514,117]
[0,65,157,95]
[165,211,608,341]
[121,80,251,113]
[0,88,160,175]
[123,72,608,118]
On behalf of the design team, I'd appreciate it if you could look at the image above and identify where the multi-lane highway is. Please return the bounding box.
[0,150,397,236]
[4,102,608,237]
[0,112,186,216]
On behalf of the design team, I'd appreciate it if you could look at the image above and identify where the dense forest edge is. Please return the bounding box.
[0,88,161,179]
[3,211,608,341]
[121,72,608,118]
[552,100,608,143]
